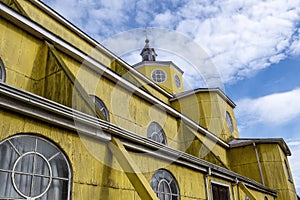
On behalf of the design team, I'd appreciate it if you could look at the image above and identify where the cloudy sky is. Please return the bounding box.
[42,0,300,194]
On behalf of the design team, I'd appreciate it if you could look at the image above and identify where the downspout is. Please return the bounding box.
[253,142,265,185]
[205,168,211,200]
[231,178,238,200]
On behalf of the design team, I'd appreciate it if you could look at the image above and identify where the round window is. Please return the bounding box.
[151,69,166,83]
[226,111,234,133]
[174,75,181,88]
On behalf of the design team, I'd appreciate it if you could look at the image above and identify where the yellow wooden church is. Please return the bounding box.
[0,0,298,199]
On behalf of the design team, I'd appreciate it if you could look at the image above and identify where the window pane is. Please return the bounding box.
[11,137,36,154]
[37,140,58,160]
[0,172,21,199]
[32,176,50,197]
[34,155,50,176]
[13,173,32,197]
[212,184,229,200]
[14,154,34,174]
[50,154,69,178]
[0,141,19,170]
[41,179,69,200]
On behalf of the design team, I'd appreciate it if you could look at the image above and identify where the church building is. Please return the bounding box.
[0,0,298,199]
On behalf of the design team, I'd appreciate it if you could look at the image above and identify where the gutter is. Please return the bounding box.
[0,83,277,196]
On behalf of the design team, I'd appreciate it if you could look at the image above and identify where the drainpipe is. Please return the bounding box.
[253,142,265,185]
[205,168,211,200]
[231,178,238,200]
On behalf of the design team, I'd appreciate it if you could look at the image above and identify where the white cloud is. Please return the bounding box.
[236,88,300,126]
[175,0,300,83]
[42,0,300,87]
[287,139,300,195]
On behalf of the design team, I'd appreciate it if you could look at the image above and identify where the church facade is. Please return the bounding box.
[0,0,298,199]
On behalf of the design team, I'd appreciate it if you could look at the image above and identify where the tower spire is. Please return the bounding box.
[140,28,157,61]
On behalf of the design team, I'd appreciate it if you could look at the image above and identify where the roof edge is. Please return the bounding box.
[27,0,173,98]
[170,88,236,108]
[133,60,184,74]
[229,138,292,156]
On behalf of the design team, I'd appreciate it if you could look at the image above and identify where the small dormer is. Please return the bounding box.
[133,38,184,94]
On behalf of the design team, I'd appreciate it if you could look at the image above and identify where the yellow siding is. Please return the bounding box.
[136,64,184,94]
[1,1,297,199]
[15,0,173,106]
[171,91,238,143]
[17,0,112,67]
[258,144,298,200]
[228,145,262,183]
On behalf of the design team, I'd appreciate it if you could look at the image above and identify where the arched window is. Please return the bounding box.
[0,135,72,200]
[147,122,167,145]
[174,75,181,88]
[150,169,180,200]
[284,160,292,181]
[0,58,6,82]
[225,111,234,133]
[90,95,110,121]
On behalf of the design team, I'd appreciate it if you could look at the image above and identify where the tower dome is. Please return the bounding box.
[140,37,157,61]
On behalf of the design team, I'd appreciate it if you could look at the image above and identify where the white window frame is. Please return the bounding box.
[210,180,231,200]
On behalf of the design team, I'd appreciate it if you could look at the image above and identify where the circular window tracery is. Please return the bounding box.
[0,135,71,200]
[12,152,52,198]
[151,169,180,199]
[151,69,166,83]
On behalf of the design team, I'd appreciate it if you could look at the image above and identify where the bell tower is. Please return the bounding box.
[133,36,184,94]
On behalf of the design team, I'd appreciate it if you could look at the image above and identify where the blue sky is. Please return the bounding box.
[42,0,300,194]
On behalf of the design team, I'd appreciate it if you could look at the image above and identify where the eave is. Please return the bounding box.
[170,87,236,108]
[229,138,292,156]
[0,83,277,197]
[133,60,184,75]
